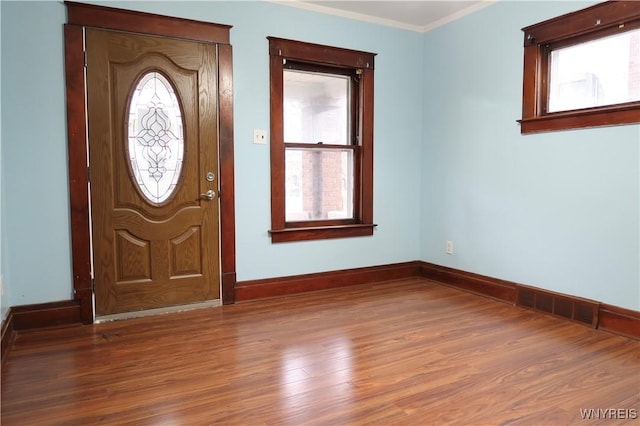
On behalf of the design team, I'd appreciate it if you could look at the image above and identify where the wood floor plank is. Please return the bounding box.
[2,278,638,425]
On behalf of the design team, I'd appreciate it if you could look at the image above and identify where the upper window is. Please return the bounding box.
[268,37,376,242]
[519,1,640,133]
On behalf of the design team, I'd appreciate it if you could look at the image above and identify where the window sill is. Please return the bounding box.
[519,102,640,134]
[269,223,377,243]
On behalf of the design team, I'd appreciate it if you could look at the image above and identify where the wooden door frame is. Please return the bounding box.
[64,2,236,323]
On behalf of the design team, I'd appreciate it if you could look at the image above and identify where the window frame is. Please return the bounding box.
[519,1,640,134]
[268,37,376,242]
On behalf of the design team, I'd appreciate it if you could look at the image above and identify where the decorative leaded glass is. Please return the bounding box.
[127,71,184,204]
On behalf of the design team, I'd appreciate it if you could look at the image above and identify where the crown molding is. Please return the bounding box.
[420,0,498,33]
[267,0,497,33]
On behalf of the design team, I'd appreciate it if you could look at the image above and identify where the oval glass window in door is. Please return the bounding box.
[127,71,184,204]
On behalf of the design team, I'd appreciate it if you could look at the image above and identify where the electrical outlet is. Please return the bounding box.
[446,241,453,255]
[253,129,267,145]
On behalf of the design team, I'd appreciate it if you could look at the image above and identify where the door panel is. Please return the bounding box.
[87,29,220,315]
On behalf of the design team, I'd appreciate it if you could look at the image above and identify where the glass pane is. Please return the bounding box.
[285,147,354,221]
[127,71,184,204]
[284,69,350,145]
[548,28,640,113]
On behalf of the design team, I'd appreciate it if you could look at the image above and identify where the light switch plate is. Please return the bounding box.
[253,129,267,145]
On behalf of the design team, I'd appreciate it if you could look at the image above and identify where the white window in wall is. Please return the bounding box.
[519,1,640,133]
[548,28,640,113]
[268,37,376,243]
[284,70,354,222]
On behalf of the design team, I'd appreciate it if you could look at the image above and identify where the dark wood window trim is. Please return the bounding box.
[64,1,236,322]
[519,1,640,134]
[268,37,376,243]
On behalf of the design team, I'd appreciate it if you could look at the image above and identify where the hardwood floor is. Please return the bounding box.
[2,278,638,425]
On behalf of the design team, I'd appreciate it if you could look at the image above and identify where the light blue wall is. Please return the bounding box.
[0,1,423,308]
[1,1,638,313]
[421,1,640,310]
[0,2,6,321]
[2,1,71,307]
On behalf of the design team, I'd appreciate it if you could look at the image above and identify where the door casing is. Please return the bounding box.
[64,1,236,323]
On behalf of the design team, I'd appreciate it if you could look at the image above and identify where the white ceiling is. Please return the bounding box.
[271,1,496,32]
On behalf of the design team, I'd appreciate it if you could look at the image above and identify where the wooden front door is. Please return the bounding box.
[86,28,220,315]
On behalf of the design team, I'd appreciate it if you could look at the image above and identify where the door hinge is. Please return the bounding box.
[84,50,87,68]
[87,166,91,182]
[91,278,95,291]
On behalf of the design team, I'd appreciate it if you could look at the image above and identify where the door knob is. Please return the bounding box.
[200,189,216,200]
